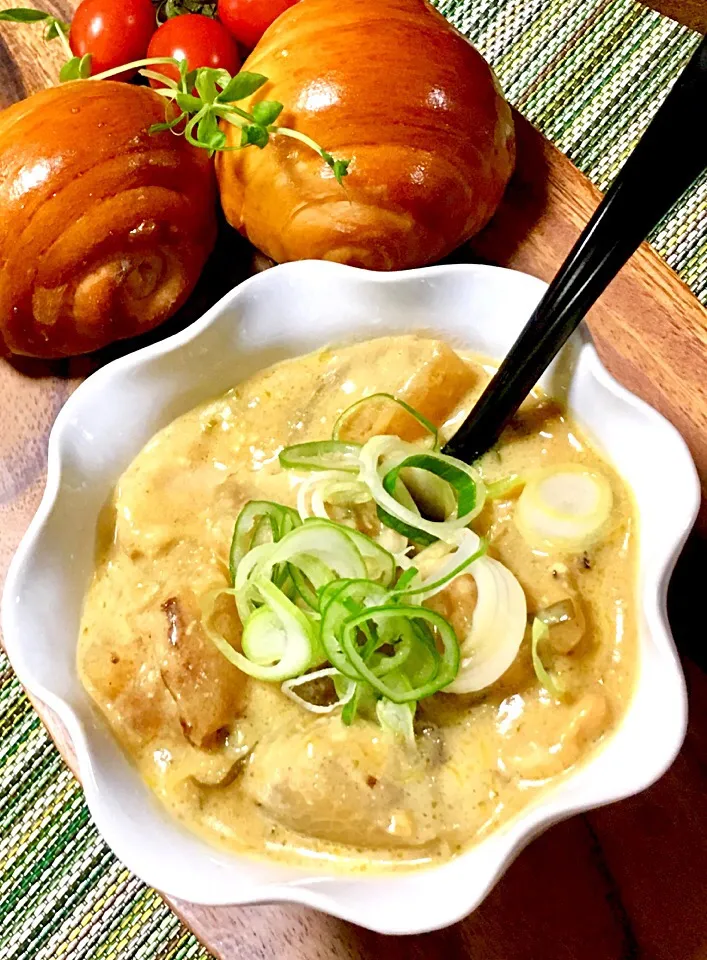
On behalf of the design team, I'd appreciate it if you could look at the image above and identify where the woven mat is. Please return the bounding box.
[1,3,704,959]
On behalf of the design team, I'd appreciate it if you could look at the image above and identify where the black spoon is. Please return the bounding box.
[443,35,707,464]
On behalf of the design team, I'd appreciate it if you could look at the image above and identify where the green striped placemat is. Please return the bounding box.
[1,3,704,959]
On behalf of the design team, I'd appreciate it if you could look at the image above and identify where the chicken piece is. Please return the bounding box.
[244,718,443,848]
[157,591,245,747]
[344,342,477,442]
[499,691,609,780]
[79,626,183,750]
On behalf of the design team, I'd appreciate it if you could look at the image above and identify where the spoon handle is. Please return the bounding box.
[444,35,707,463]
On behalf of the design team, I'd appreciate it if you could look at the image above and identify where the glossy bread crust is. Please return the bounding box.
[216,0,515,270]
[0,82,217,358]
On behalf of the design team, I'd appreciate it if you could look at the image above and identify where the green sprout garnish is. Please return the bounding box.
[89,57,351,185]
[0,11,351,186]
[0,7,69,36]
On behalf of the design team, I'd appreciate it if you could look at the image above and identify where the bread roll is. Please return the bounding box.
[216,0,514,270]
[0,82,217,357]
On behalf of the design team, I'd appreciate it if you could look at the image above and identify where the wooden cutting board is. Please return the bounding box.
[2,6,707,960]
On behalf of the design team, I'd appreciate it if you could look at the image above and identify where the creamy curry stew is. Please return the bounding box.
[78,336,637,870]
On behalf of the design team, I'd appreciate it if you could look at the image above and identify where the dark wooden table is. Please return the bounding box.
[2,3,706,958]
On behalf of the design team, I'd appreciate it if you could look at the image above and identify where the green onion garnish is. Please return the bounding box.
[279,440,362,473]
[206,393,530,742]
[332,392,439,448]
[531,617,565,700]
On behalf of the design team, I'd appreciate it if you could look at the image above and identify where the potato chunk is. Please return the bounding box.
[245,718,442,848]
[345,342,477,441]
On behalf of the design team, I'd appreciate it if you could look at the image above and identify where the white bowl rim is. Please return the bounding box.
[1,260,699,934]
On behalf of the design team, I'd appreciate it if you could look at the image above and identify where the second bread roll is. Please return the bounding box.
[216,0,514,270]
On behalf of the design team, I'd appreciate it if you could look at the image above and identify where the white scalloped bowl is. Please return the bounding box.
[2,262,698,934]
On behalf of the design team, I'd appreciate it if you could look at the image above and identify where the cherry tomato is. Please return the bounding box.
[147,14,241,87]
[69,0,156,80]
[217,0,299,51]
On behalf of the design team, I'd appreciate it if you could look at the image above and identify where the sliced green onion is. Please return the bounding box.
[295,470,369,520]
[288,554,335,610]
[241,605,285,664]
[281,667,355,714]
[203,579,315,682]
[235,519,367,620]
[341,606,459,703]
[531,617,565,700]
[359,436,486,544]
[234,541,279,621]
[486,474,525,500]
[401,466,457,520]
[332,393,439,449]
[384,454,478,519]
[340,680,374,725]
[279,439,362,473]
[229,501,300,583]
[366,624,415,677]
[515,464,613,553]
[313,521,396,586]
[268,520,367,578]
[393,529,486,600]
[394,567,419,592]
[376,685,416,749]
[403,624,441,687]
[319,579,389,678]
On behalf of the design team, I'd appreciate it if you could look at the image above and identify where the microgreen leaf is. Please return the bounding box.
[321,150,350,185]
[194,68,221,104]
[240,124,270,149]
[132,61,347,187]
[331,159,350,184]
[59,53,92,83]
[0,7,52,22]
[251,100,283,126]
[175,92,203,113]
[213,68,233,90]
[44,17,68,40]
[182,69,198,94]
[217,72,268,103]
[197,110,227,151]
[176,58,199,95]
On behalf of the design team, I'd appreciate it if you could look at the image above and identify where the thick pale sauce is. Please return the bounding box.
[78,336,637,871]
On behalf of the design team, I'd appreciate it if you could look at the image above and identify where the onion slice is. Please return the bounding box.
[394,528,484,601]
[281,667,355,714]
[446,556,527,694]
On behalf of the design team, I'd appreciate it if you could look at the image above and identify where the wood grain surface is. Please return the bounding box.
[641,0,707,32]
[1,5,706,960]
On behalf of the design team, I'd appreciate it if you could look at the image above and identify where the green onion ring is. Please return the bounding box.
[341,605,459,702]
[279,439,362,473]
[332,393,439,449]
